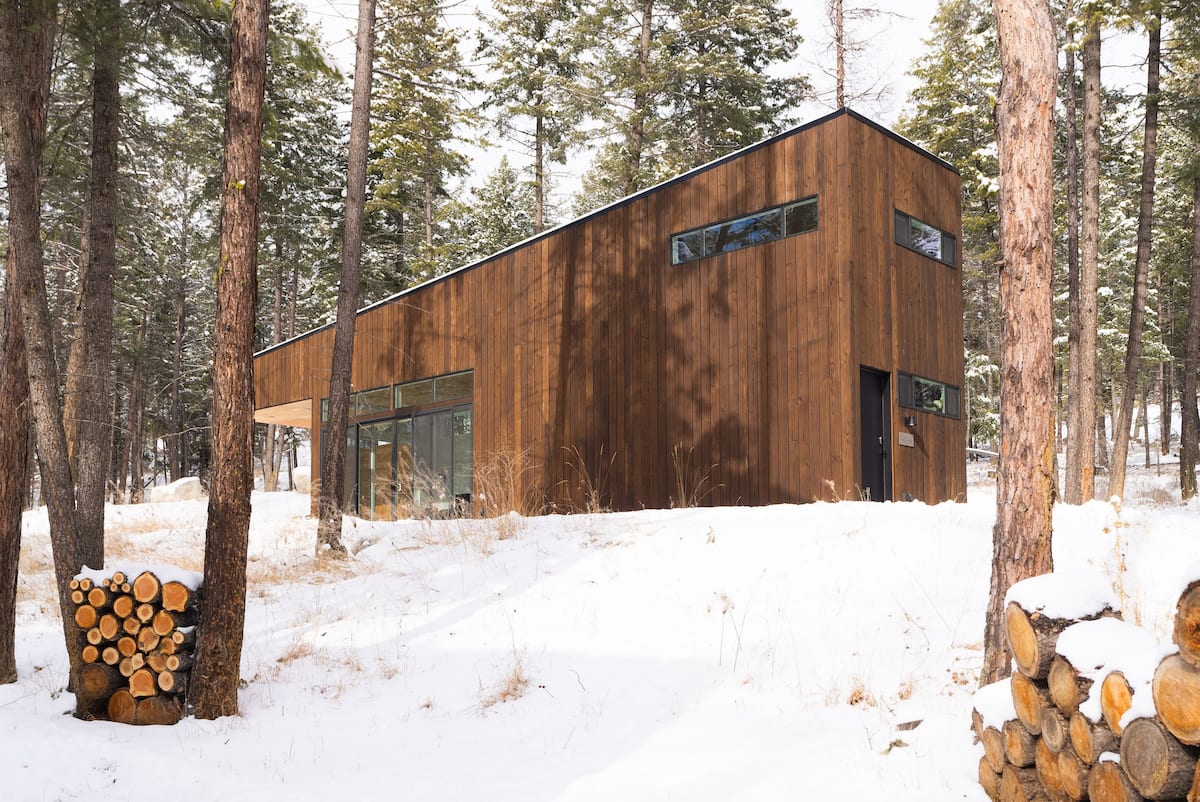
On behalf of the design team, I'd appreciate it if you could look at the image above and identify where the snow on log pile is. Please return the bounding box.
[973,569,1200,802]
[69,564,202,725]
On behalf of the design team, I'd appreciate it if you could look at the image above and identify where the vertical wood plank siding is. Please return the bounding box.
[254,110,966,510]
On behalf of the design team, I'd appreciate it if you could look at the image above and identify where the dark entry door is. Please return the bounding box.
[859,367,892,502]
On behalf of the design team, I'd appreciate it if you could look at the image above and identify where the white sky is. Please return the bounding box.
[297,0,1149,199]
[302,0,941,124]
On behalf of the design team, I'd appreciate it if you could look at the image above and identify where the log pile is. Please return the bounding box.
[974,572,1200,802]
[70,568,201,725]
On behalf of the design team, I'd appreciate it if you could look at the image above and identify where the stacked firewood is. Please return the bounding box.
[974,573,1200,802]
[69,568,201,725]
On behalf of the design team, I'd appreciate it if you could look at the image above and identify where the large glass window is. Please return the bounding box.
[894,210,957,267]
[898,372,961,419]
[671,196,817,266]
[357,420,396,520]
[354,386,392,417]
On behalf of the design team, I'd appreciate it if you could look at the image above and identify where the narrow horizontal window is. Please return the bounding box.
[894,209,956,267]
[671,195,817,266]
[898,371,961,419]
[434,371,473,402]
[395,379,434,409]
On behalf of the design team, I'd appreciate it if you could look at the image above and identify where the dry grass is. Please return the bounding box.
[669,445,722,508]
[560,444,615,513]
[474,444,544,518]
[277,638,317,664]
[481,656,530,708]
[846,678,877,707]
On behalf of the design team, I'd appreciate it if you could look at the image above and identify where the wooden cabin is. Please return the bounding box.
[253,108,966,518]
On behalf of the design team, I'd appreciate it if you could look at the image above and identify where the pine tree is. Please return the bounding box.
[478,0,578,232]
[191,0,269,720]
[318,0,376,557]
[370,0,477,293]
[1064,2,1104,504]
[984,0,1057,685]
[570,0,808,209]
[657,0,808,172]
[444,156,537,265]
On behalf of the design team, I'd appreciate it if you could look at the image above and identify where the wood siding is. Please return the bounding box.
[254,109,967,511]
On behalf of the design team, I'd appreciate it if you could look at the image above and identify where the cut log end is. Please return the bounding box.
[1004,719,1037,767]
[106,689,136,724]
[1120,716,1198,800]
[1102,672,1135,737]
[1042,706,1069,753]
[983,725,1008,774]
[112,595,134,619]
[980,755,1002,801]
[1071,711,1119,765]
[128,668,157,698]
[86,587,110,609]
[1012,673,1050,734]
[1088,760,1145,802]
[1036,736,1065,798]
[1001,765,1045,802]
[132,571,161,604]
[1153,654,1200,746]
[1050,655,1094,715]
[1059,747,1090,800]
[161,581,194,613]
[1175,582,1200,668]
[74,604,98,630]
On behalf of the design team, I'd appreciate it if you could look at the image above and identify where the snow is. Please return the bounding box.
[1,461,1194,801]
[1005,569,1120,620]
[973,679,1016,730]
[150,476,205,503]
[1054,617,1172,721]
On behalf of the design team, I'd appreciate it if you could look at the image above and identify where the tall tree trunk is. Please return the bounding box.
[170,275,186,481]
[1096,385,1109,472]
[834,0,845,108]
[983,0,1057,686]
[1162,357,1173,455]
[127,313,148,503]
[0,253,31,684]
[0,0,86,690]
[63,0,121,570]
[317,0,375,555]
[191,0,269,720]
[262,244,285,492]
[534,109,545,233]
[624,0,653,195]
[1142,382,1151,468]
[1108,16,1159,501]
[107,373,121,503]
[170,175,191,482]
[1064,16,1080,461]
[1065,15,1101,504]
[1181,167,1200,500]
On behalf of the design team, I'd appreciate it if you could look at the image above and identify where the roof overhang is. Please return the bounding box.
[254,398,312,428]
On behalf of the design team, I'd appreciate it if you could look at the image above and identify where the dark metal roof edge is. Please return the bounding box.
[255,107,957,358]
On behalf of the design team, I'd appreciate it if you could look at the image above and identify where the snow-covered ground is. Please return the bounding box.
[1,460,1196,801]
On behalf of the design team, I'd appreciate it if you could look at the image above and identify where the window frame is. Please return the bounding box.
[671,195,818,266]
[897,371,961,419]
[894,209,957,268]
